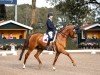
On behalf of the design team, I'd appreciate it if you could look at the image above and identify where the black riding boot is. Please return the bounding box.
[46,40,50,50]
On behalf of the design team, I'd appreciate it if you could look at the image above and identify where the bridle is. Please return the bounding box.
[57,25,68,38]
[58,25,77,38]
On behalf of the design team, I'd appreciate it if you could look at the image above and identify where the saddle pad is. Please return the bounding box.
[42,31,57,43]
[43,33,48,43]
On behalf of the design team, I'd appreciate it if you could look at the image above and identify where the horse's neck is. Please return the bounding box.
[56,33,68,48]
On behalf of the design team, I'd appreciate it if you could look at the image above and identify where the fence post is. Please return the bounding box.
[2,52,7,56]
[10,43,17,55]
[91,50,96,54]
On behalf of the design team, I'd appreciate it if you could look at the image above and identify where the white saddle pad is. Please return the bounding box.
[42,31,57,43]
[43,33,48,43]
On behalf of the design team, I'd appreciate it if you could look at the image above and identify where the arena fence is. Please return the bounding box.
[0,49,100,56]
[43,49,100,54]
[0,44,17,56]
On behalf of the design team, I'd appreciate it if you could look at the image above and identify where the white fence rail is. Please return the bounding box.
[0,51,17,56]
[0,44,17,56]
[43,49,100,54]
[0,49,100,56]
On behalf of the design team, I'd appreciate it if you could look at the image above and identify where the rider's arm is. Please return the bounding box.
[46,19,56,31]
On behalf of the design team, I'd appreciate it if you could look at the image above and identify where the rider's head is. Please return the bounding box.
[48,13,53,19]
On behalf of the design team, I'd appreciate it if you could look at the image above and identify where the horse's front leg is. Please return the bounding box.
[52,52,60,71]
[61,50,76,66]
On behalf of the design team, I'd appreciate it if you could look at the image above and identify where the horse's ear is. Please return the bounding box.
[74,25,81,34]
[74,25,80,30]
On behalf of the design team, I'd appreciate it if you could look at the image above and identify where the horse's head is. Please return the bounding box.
[59,24,78,42]
[61,24,77,37]
[59,23,80,39]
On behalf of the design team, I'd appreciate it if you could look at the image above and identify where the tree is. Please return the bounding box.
[17,4,32,25]
[6,6,15,20]
[57,0,90,25]
[95,6,100,23]
[47,0,100,25]
[31,0,37,26]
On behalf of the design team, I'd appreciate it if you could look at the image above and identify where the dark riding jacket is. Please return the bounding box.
[46,18,56,41]
[46,19,56,32]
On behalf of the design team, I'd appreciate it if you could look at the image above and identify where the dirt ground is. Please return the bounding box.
[0,50,100,75]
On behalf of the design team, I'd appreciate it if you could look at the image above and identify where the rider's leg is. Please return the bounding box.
[46,31,55,50]
[47,40,50,46]
[45,33,52,50]
[46,38,51,50]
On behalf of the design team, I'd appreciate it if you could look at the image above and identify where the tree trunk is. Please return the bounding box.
[31,0,37,26]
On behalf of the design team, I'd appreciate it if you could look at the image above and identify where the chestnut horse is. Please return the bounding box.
[19,24,77,70]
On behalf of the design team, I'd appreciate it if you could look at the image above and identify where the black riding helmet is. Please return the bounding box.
[48,13,53,18]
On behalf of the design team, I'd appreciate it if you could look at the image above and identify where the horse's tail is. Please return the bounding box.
[19,37,29,61]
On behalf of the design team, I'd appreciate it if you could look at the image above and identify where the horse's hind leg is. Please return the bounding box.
[52,52,60,71]
[34,49,43,69]
[23,49,33,69]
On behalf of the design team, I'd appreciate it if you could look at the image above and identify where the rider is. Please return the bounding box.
[46,13,56,49]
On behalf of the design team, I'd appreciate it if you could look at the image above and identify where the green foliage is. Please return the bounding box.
[55,0,90,25]
[6,4,32,25]
[47,0,100,25]
[6,6,15,20]
[95,7,100,23]
[17,4,32,25]
[6,5,58,30]
[37,7,48,24]
[67,37,78,49]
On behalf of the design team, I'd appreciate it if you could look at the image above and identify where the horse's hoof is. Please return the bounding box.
[73,63,76,66]
[52,67,56,71]
[23,66,26,69]
[72,61,76,66]
[23,64,26,69]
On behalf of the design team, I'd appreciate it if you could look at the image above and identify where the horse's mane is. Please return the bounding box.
[58,24,74,33]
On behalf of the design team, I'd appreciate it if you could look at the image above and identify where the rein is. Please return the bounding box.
[59,31,68,38]
[57,25,68,38]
